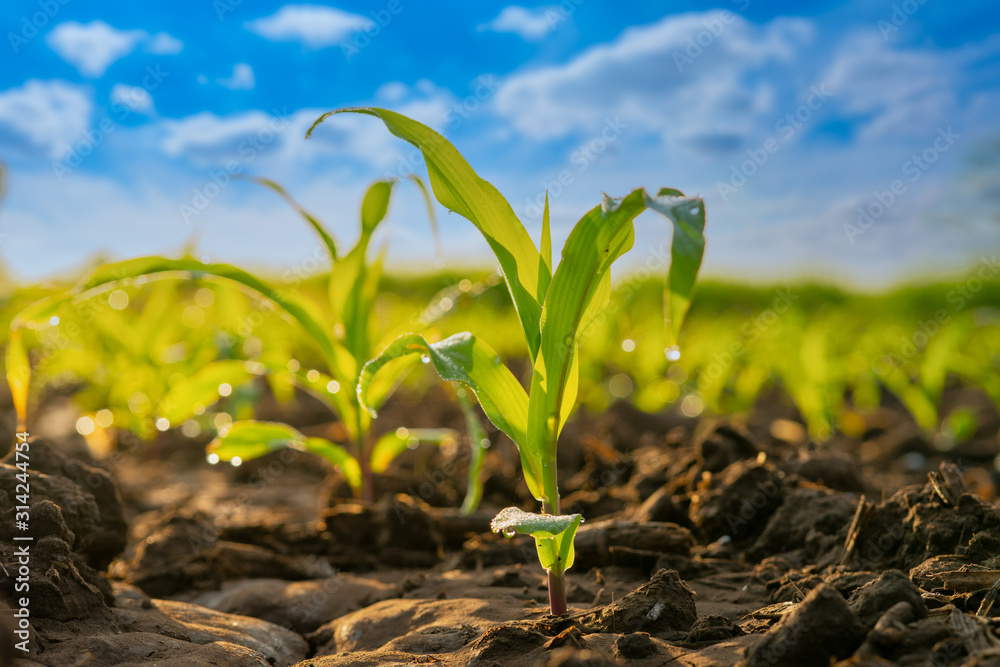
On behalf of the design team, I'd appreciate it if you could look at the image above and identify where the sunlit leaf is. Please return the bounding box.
[645,190,707,348]
[369,427,457,474]
[302,437,362,490]
[491,506,583,571]
[6,329,29,429]
[158,359,260,424]
[207,420,301,461]
[77,256,343,380]
[358,331,540,498]
[308,107,548,358]
[250,177,338,261]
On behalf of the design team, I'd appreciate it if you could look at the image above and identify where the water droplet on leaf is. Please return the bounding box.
[504,527,517,538]
[420,354,431,364]
[665,345,681,362]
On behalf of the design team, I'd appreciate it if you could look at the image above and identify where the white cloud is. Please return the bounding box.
[492,12,815,151]
[245,5,372,48]
[45,22,183,77]
[823,32,956,139]
[375,81,409,103]
[46,21,147,77]
[110,84,154,114]
[479,6,559,41]
[218,63,255,90]
[157,81,454,171]
[160,110,281,158]
[146,32,184,55]
[0,79,92,158]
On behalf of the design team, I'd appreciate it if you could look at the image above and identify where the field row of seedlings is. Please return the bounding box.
[1,110,999,666]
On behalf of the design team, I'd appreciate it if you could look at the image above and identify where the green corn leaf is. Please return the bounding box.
[490,506,582,537]
[302,437,362,490]
[528,189,707,488]
[6,329,29,429]
[406,174,444,259]
[158,359,261,425]
[281,365,364,440]
[308,108,548,359]
[134,277,171,340]
[358,331,541,498]
[360,179,394,232]
[362,353,421,415]
[250,177,338,261]
[527,191,645,485]
[541,193,553,274]
[6,293,76,426]
[369,427,458,474]
[539,192,552,299]
[646,190,707,348]
[491,506,583,572]
[457,386,489,515]
[207,421,361,490]
[329,179,397,365]
[207,420,302,462]
[75,256,343,381]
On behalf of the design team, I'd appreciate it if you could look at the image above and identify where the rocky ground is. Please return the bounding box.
[3,384,1000,666]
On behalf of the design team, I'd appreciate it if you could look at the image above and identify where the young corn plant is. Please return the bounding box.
[316,108,707,615]
[5,177,450,501]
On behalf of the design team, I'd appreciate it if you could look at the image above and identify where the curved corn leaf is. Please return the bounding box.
[6,293,76,426]
[76,256,342,379]
[528,189,706,485]
[491,506,583,572]
[207,421,361,490]
[250,177,338,261]
[302,437,362,489]
[158,359,261,424]
[457,386,489,515]
[369,427,457,474]
[646,189,707,347]
[329,179,396,365]
[360,179,394,233]
[308,107,548,358]
[527,191,645,488]
[490,506,581,537]
[358,331,540,498]
[6,329,29,429]
[405,173,443,259]
[207,420,301,461]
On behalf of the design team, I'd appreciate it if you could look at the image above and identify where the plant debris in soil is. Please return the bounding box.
[3,388,1000,666]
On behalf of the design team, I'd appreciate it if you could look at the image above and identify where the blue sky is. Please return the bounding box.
[1,0,998,287]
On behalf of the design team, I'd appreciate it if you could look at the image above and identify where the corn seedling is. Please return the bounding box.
[6,177,448,501]
[321,108,708,615]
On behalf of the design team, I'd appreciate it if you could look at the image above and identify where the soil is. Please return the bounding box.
[3,381,1000,666]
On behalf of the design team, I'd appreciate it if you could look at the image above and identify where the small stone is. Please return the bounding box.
[615,632,656,659]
